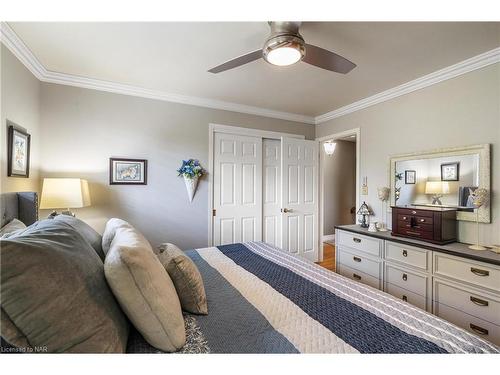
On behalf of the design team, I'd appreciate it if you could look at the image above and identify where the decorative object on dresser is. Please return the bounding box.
[39,178,91,217]
[424,181,450,205]
[468,188,489,251]
[335,225,500,346]
[391,206,457,245]
[7,122,31,178]
[177,159,205,202]
[376,187,390,232]
[356,201,372,228]
[109,158,147,185]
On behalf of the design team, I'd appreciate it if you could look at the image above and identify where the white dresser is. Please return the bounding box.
[335,225,500,346]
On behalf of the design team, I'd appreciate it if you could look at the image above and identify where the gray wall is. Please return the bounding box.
[39,82,314,249]
[0,45,41,194]
[316,63,500,245]
[323,140,356,235]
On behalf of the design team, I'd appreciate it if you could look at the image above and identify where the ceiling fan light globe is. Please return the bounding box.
[265,47,302,66]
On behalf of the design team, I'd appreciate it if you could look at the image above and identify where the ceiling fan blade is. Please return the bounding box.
[208,50,263,73]
[303,44,356,74]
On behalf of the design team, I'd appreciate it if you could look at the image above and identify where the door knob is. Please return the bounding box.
[281,208,293,213]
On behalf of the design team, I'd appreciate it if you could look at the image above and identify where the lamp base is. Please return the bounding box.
[468,244,487,251]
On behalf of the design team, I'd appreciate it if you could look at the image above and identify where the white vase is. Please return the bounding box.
[184,175,199,202]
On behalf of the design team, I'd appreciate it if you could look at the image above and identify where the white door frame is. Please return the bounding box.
[208,123,305,246]
[316,127,360,261]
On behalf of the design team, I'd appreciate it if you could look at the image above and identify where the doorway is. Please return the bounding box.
[317,128,360,268]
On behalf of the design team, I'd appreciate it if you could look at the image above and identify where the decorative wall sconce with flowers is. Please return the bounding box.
[177,159,205,202]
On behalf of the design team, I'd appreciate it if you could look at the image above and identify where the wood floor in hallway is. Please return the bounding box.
[317,243,335,272]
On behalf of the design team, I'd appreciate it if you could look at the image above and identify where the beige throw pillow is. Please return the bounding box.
[104,227,186,352]
[157,243,208,315]
[102,218,132,255]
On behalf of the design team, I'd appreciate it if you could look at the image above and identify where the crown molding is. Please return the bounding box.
[315,47,500,124]
[2,22,499,127]
[0,22,315,125]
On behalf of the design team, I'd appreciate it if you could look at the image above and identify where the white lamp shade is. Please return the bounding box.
[425,181,450,195]
[323,142,337,155]
[40,178,91,209]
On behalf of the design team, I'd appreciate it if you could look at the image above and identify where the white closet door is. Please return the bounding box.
[213,132,262,246]
[281,137,319,261]
[262,139,281,248]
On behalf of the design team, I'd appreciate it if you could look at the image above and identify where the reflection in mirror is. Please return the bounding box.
[395,153,479,211]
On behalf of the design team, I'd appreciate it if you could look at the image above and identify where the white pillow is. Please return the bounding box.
[104,225,186,352]
[0,218,27,237]
[102,218,132,254]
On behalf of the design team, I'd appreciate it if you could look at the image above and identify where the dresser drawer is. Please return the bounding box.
[337,263,380,290]
[433,253,500,293]
[337,230,382,257]
[385,263,429,298]
[337,248,381,279]
[434,278,500,326]
[385,283,427,311]
[395,207,434,218]
[385,241,430,271]
[434,303,500,346]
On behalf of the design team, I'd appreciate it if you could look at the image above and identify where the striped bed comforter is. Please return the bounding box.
[130,241,500,354]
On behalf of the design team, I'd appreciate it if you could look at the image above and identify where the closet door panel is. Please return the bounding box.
[263,139,282,248]
[281,137,319,261]
[213,133,262,246]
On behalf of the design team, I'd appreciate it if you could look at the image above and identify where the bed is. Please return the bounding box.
[2,192,499,354]
[129,241,500,354]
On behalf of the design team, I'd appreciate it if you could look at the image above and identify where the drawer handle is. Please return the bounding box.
[469,323,488,336]
[402,250,408,257]
[402,216,407,220]
[419,219,425,223]
[353,273,362,281]
[353,238,361,243]
[402,273,408,281]
[470,267,489,277]
[402,295,408,302]
[470,296,489,307]
[411,210,417,214]
[353,256,362,262]
[406,231,421,236]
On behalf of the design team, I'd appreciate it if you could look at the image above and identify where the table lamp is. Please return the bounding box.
[40,178,91,216]
[357,201,372,228]
[425,181,450,205]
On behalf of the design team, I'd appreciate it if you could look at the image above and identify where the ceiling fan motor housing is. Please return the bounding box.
[263,22,306,65]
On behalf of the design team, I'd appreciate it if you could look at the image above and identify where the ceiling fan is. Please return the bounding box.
[208,21,356,74]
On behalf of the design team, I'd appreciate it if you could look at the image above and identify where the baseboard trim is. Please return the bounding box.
[322,234,336,243]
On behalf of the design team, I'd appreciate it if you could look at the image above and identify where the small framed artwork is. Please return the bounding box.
[441,162,460,181]
[7,123,31,178]
[109,158,147,185]
[405,170,416,184]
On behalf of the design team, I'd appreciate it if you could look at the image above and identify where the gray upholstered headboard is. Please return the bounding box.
[0,192,38,227]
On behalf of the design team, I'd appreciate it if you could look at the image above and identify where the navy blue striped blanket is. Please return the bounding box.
[130,242,500,354]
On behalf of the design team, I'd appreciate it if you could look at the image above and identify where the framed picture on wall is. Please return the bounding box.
[109,158,147,185]
[7,122,31,178]
[405,170,416,184]
[441,162,460,181]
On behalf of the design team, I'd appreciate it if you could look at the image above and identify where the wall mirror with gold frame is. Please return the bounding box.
[389,144,490,223]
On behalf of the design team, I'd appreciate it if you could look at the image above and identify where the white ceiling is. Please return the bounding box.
[8,22,500,118]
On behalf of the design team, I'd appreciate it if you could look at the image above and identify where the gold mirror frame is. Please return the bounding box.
[389,144,490,223]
